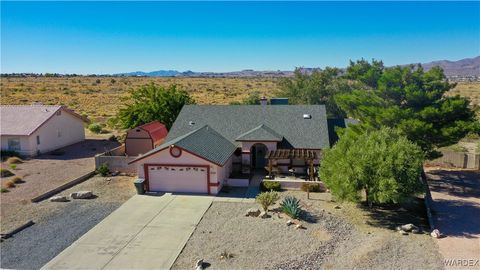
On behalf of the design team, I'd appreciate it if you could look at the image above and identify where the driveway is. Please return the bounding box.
[41,194,213,270]
[426,169,480,269]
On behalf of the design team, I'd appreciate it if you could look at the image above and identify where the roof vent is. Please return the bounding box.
[303,114,312,119]
[189,121,195,126]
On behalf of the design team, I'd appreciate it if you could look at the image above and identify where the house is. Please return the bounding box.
[125,121,168,156]
[130,104,333,195]
[0,105,86,156]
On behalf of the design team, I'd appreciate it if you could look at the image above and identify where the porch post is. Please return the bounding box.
[268,158,273,178]
[309,159,314,181]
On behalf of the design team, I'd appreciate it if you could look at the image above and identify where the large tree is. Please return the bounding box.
[320,127,425,207]
[336,61,478,159]
[277,67,353,118]
[116,83,195,129]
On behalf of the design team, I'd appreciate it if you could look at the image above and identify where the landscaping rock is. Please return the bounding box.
[287,220,294,226]
[400,223,418,232]
[334,205,341,209]
[70,191,94,199]
[411,228,421,234]
[259,211,268,219]
[49,196,69,202]
[399,230,409,235]
[245,208,261,217]
[195,259,205,270]
[430,229,441,238]
[295,223,305,230]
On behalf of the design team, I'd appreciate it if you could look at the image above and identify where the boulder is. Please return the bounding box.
[400,223,418,232]
[50,195,69,202]
[259,211,269,219]
[411,228,421,234]
[245,208,261,217]
[70,191,94,199]
[399,230,408,235]
[287,220,294,226]
[430,229,441,238]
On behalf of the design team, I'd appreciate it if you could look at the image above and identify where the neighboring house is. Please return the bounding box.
[125,121,168,156]
[0,105,86,156]
[130,103,337,195]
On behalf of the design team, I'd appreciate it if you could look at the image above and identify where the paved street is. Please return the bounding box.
[41,194,213,270]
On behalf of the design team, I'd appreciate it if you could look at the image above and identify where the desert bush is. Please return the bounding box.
[12,176,23,184]
[260,181,281,192]
[0,187,8,193]
[6,157,23,164]
[280,196,303,219]
[88,123,103,134]
[301,182,322,192]
[9,164,17,170]
[5,180,15,188]
[96,163,110,176]
[0,169,14,178]
[255,191,279,212]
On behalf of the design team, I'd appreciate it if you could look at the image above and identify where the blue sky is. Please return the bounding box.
[1,1,479,74]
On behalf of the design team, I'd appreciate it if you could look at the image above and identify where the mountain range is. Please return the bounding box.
[114,56,479,78]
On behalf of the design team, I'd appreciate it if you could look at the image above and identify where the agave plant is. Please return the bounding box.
[280,196,303,219]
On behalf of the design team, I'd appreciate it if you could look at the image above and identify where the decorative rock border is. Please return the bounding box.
[31,171,95,203]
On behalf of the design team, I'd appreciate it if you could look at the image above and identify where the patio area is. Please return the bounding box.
[265,149,321,182]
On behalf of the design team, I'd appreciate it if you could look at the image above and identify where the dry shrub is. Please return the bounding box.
[7,157,23,164]
[5,180,15,188]
[12,176,23,184]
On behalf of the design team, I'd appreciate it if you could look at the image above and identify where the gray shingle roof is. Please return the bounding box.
[131,125,237,166]
[167,105,330,149]
[236,124,283,141]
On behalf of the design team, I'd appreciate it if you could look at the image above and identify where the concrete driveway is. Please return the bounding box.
[426,169,480,269]
[41,194,213,270]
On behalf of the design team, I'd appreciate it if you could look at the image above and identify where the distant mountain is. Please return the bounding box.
[111,56,480,78]
[415,56,480,77]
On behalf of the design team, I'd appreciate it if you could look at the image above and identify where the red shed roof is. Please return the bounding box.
[137,121,168,146]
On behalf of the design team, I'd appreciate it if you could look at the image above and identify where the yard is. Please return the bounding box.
[0,174,136,270]
[172,190,443,270]
[0,138,120,232]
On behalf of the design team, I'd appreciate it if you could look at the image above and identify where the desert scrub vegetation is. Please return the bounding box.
[0,76,280,123]
[260,181,281,192]
[96,163,110,176]
[88,123,103,134]
[12,176,23,184]
[255,191,280,212]
[5,180,16,188]
[6,157,23,164]
[0,168,14,177]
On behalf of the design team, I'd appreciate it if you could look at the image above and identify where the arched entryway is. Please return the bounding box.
[250,143,268,169]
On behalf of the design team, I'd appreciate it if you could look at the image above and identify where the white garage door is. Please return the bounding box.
[148,165,208,194]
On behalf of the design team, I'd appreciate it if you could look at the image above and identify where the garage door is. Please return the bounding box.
[147,165,208,194]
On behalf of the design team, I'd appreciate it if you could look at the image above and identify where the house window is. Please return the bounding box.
[36,135,40,145]
[56,110,61,116]
[57,130,62,137]
[7,138,21,151]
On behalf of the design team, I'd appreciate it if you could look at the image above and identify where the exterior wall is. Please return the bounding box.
[125,129,154,156]
[427,150,480,170]
[0,135,32,156]
[95,145,137,173]
[1,110,85,156]
[134,147,231,194]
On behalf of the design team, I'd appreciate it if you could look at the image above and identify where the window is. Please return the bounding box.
[36,135,40,145]
[56,110,61,116]
[7,138,21,151]
[57,130,62,137]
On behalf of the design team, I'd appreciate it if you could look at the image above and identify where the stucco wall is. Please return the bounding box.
[1,110,85,156]
[0,135,31,156]
[134,147,231,194]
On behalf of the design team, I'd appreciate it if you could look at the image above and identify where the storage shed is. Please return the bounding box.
[125,121,168,156]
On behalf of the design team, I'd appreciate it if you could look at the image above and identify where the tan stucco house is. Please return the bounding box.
[130,103,350,195]
[0,105,86,156]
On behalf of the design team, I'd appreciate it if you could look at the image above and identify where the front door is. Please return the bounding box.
[251,143,268,169]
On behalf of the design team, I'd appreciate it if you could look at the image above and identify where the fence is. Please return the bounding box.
[95,145,137,173]
[427,150,480,170]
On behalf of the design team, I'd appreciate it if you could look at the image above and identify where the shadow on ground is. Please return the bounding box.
[427,170,480,199]
[33,139,120,161]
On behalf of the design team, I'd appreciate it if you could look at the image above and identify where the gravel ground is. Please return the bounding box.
[0,138,120,232]
[0,175,135,270]
[172,191,444,270]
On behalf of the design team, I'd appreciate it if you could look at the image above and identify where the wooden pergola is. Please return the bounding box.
[265,149,319,181]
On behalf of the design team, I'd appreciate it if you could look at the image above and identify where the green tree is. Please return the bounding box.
[320,127,425,207]
[242,91,261,105]
[337,62,478,159]
[277,67,352,118]
[116,83,195,129]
